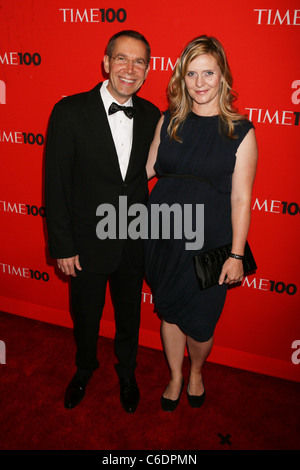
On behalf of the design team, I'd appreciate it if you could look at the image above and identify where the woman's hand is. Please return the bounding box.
[218,257,244,285]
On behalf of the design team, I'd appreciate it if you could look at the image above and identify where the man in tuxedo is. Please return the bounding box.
[45,30,161,412]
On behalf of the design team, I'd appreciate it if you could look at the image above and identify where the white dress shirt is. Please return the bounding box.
[100,80,133,180]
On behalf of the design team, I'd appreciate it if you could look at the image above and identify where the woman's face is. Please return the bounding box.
[184,53,223,116]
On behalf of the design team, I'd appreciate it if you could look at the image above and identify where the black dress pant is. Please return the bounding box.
[70,246,143,379]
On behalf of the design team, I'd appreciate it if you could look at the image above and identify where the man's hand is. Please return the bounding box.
[57,255,82,277]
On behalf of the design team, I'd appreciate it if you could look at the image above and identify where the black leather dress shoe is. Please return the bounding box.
[64,372,91,409]
[119,376,140,413]
[161,380,184,412]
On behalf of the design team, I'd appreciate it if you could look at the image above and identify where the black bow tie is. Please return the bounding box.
[108,102,136,119]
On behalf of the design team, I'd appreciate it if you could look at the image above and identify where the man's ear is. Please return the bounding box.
[144,64,150,82]
[103,55,110,74]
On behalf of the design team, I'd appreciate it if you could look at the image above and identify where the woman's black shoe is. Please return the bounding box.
[187,386,206,408]
[161,380,184,412]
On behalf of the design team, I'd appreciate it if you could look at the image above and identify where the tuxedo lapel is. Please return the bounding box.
[83,83,123,179]
[125,94,144,181]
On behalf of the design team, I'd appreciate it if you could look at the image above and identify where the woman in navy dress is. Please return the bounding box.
[145,36,258,411]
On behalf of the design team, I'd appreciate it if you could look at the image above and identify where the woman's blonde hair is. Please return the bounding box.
[167,35,246,141]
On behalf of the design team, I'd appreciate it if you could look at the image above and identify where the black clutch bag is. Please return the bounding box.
[193,241,257,290]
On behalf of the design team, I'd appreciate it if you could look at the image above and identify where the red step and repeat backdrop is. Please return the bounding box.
[1,0,299,381]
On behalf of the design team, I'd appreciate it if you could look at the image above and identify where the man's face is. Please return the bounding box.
[103,36,149,104]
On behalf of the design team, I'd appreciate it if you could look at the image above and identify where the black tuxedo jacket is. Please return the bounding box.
[45,82,161,273]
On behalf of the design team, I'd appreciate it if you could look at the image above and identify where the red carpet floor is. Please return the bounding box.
[0,310,299,451]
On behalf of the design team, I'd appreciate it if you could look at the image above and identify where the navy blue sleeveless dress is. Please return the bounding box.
[145,111,254,342]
